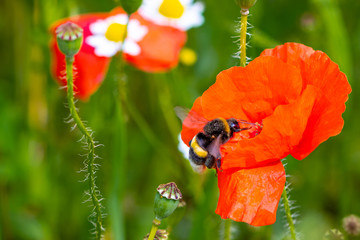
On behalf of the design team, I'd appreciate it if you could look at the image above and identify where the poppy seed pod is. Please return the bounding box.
[120,0,143,15]
[153,182,182,220]
[56,22,83,58]
[235,0,257,9]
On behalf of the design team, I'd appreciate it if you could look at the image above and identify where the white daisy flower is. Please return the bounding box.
[178,134,205,174]
[86,14,148,57]
[139,0,204,31]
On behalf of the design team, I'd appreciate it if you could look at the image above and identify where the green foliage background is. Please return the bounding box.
[0,0,359,239]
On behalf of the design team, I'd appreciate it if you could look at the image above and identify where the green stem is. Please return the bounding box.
[224,219,232,240]
[240,9,248,67]
[123,97,174,159]
[153,74,179,143]
[66,56,103,240]
[114,23,168,158]
[110,34,129,240]
[148,219,161,240]
[110,90,127,240]
[282,188,297,240]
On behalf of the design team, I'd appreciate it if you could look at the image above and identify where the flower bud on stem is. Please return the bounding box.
[57,22,104,240]
[147,182,182,240]
[56,22,83,58]
[120,0,143,15]
[235,0,257,9]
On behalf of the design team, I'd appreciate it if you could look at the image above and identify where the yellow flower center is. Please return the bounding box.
[105,23,126,42]
[159,0,185,19]
[180,48,197,66]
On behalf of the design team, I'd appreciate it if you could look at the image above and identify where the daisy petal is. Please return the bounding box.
[123,40,141,56]
[108,14,128,24]
[89,20,109,35]
[138,0,204,30]
[86,35,120,57]
[179,2,205,30]
[128,19,149,41]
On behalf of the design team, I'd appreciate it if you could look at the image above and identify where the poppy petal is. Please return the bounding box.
[215,161,286,226]
[50,13,112,100]
[261,42,315,72]
[221,85,319,169]
[124,12,187,72]
[201,56,303,123]
[261,43,351,159]
[291,51,351,159]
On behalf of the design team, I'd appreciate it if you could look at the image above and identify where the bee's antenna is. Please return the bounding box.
[237,119,256,125]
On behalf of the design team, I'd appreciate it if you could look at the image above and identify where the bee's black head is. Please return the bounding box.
[227,118,241,132]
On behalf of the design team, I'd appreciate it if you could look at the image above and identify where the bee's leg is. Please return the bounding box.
[205,155,215,169]
[216,158,221,169]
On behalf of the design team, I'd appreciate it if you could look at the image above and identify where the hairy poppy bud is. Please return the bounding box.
[235,0,257,9]
[56,22,83,58]
[120,0,143,15]
[153,182,182,220]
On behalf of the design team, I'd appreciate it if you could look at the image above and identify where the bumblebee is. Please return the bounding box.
[175,107,252,170]
[189,117,247,169]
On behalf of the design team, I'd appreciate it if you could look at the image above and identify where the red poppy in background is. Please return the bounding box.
[180,43,351,226]
[123,11,186,72]
[50,8,187,100]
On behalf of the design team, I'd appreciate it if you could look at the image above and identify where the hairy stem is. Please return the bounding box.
[224,219,232,240]
[240,9,248,67]
[282,188,297,240]
[66,56,103,240]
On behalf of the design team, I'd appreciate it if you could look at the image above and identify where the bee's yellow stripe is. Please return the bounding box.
[218,117,230,135]
[191,135,208,158]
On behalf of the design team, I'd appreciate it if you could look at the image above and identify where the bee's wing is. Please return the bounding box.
[174,106,191,123]
[207,136,222,160]
[174,106,208,130]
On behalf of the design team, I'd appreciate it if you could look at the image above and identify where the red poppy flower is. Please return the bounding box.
[50,8,187,100]
[180,43,351,226]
